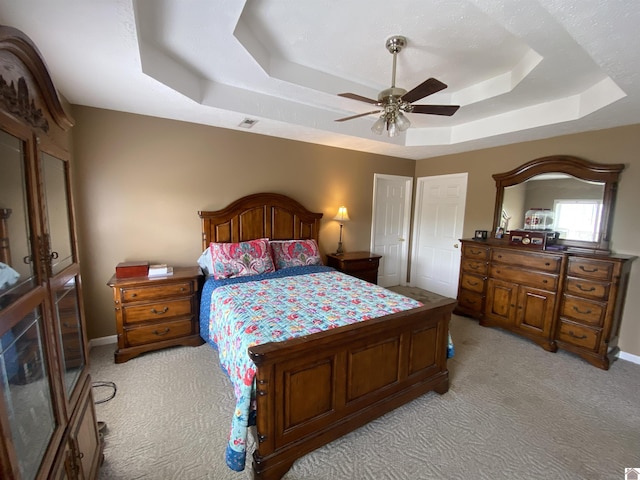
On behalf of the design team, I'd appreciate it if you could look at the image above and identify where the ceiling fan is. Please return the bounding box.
[335,35,460,137]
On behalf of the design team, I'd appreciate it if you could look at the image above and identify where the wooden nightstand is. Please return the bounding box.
[107,266,204,363]
[326,252,382,284]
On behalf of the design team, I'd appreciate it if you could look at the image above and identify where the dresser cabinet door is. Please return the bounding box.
[485,278,517,324]
[515,286,556,337]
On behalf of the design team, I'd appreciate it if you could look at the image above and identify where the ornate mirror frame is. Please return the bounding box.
[492,155,624,252]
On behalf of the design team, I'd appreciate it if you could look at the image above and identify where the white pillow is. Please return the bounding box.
[197,247,213,276]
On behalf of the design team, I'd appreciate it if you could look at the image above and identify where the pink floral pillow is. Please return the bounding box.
[209,238,275,280]
[270,239,322,270]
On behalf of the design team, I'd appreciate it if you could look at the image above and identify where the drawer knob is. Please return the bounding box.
[468,280,478,286]
[131,293,137,298]
[151,307,169,315]
[542,279,548,284]
[572,306,592,315]
[568,330,587,340]
[180,287,186,292]
[579,265,598,273]
[545,262,550,266]
[153,328,170,336]
[577,284,596,292]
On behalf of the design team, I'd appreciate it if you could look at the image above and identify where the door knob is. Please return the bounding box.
[454,243,459,248]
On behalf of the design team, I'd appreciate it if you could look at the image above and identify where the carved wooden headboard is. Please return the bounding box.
[198,193,323,250]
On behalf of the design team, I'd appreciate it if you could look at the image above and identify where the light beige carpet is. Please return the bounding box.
[91,291,640,479]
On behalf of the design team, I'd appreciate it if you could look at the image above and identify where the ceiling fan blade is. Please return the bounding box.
[402,78,448,103]
[334,110,382,122]
[411,104,460,116]
[338,93,379,104]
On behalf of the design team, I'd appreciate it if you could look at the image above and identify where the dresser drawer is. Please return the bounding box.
[460,272,486,293]
[567,257,613,281]
[457,289,484,312]
[462,244,489,260]
[557,320,599,351]
[492,248,561,273]
[489,264,558,291]
[120,281,193,303]
[461,258,488,275]
[124,318,194,347]
[564,278,609,301]
[561,296,605,326]
[122,298,193,324]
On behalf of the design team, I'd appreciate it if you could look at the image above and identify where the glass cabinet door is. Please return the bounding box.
[0,130,38,309]
[0,307,57,480]
[54,275,85,394]
[41,152,74,276]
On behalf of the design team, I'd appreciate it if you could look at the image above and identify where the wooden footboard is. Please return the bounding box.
[248,298,456,480]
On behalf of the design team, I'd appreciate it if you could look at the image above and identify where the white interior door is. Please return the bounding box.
[371,174,412,287]
[411,173,468,297]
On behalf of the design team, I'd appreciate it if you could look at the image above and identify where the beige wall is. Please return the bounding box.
[70,106,415,340]
[415,124,640,357]
[71,105,639,358]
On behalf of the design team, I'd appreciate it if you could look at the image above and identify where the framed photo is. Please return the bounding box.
[495,226,505,239]
[474,230,488,239]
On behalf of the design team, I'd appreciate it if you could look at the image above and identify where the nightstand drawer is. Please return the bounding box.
[341,258,379,272]
[122,298,193,324]
[125,318,194,347]
[120,281,193,303]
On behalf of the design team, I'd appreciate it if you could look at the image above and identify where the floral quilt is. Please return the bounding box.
[201,266,453,472]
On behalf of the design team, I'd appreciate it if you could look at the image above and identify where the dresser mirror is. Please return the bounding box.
[492,155,624,252]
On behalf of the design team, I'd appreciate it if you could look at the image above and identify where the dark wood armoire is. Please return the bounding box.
[0,25,102,479]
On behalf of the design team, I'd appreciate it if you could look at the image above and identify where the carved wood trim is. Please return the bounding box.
[0,25,73,132]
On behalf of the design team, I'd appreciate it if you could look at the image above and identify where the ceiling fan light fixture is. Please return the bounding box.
[396,112,411,132]
[371,115,386,135]
[387,119,399,137]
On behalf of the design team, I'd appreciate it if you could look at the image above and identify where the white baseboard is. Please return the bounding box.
[618,350,640,365]
[89,335,117,350]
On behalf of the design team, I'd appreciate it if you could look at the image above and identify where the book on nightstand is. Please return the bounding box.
[148,264,173,276]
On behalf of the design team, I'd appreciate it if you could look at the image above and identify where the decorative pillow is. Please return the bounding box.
[270,239,322,270]
[209,238,275,280]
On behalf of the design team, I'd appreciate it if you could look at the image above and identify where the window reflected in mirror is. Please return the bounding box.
[501,174,605,242]
[0,130,36,310]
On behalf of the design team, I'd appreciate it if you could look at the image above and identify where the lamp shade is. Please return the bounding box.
[333,206,350,222]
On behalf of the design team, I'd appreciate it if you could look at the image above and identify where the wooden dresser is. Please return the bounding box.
[455,239,635,369]
[108,266,204,363]
[326,252,382,284]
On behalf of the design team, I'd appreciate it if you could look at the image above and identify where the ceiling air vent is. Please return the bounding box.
[238,118,258,129]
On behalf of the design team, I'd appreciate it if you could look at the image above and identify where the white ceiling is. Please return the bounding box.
[1,0,639,160]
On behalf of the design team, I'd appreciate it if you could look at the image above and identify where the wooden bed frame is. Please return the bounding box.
[199,192,456,480]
